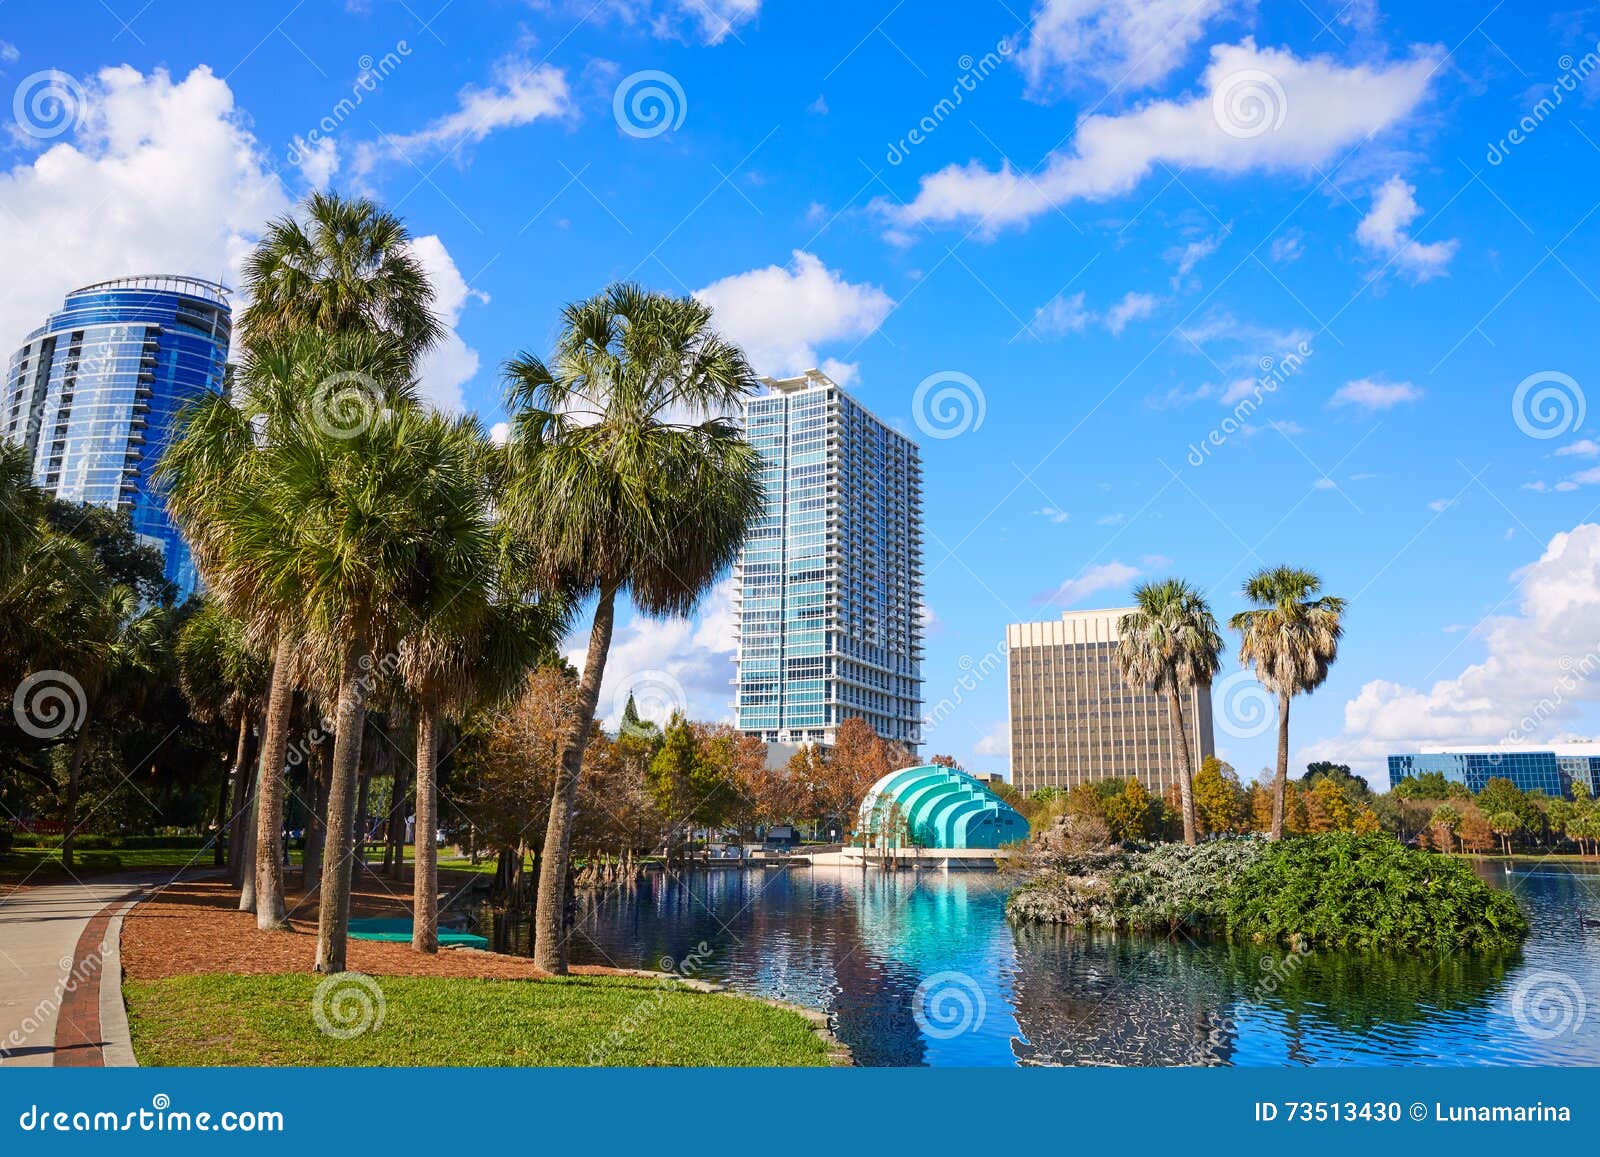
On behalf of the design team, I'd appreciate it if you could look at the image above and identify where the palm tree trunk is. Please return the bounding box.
[348,766,372,896]
[411,701,440,953]
[1165,688,1197,845]
[61,705,94,873]
[315,632,372,974]
[214,713,249,867]
[252,632,297,930]
[387,758,411,880]
[229,716,257,887]
[302,739,328,894]
[1269,691,1292,841]
[533,586,618,975]
[238,761,260,911]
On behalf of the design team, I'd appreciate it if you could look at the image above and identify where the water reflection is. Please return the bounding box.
[476,861,1600,1067]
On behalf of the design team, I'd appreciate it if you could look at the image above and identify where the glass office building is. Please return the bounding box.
[734,370,923,751]
[2,276,232,597]
[1387,746,1600,799]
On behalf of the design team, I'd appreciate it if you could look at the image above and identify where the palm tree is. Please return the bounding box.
[399,584,569,952]
[240,190,442,360]
[174,601,269,869]
[1117,579,1223,846]
[60,585,168,870]
[159,329,414,928]
[501,283,764,974]
[387,412,571,952]
[1229,566,1347,841]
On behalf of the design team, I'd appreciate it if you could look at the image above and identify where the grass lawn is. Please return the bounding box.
[0,847,215,884]
[125,973,832,1067]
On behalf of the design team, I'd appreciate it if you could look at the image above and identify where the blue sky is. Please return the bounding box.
[4,0,1600,786]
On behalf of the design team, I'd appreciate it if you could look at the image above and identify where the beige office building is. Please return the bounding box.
[1006,608,1215,796]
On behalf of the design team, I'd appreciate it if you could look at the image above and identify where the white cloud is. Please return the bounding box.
[1555,439,1600,458]
[887,39,1439,234]
[1033,506,1071,524]
[1329,377,1423,410]
[596,0,761,44]
[0,64,486,417]
[291,134,339,189]
[352,57,569,174]
[1427,497,1453,512]
[0,40,19,64]
[1354,175,1458,281]
[1017,0,1247,96]
[1106,290,1160,334]
[1044,559,1141,605]
[974,719,1010,759]
[0,65,289,360]
[1167,229,1227,284]
[1269,230,1305,263]
[570,576,739,730]
[1097,512,1127,526]
[694,251,893,382]
[1306,523,1600,773]
[408,235,488,411]
[1178,309,1312,369]
[1031,290,1093,336]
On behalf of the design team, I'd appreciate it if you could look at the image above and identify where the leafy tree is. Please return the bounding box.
[1101,778,1156,844]
[1302,760,1371,800]
[1457,809,1494,854]
[1192,756,1249,836]
[930,754,962,770]
[501,284,764,974]
[1488,810,1520,856]
[1230,566,1346,840]
[1116,579,1223,845]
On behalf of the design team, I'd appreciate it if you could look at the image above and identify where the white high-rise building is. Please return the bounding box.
[734,370,923,751]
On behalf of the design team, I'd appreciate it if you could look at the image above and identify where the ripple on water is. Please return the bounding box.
[480,860,1600,1067]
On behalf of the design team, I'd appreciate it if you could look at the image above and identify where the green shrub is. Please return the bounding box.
[1223,833,1528,953]
[0,825,12,854]
[1009,833,1528,954]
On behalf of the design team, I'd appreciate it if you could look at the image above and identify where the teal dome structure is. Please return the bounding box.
[857,766,1030,850]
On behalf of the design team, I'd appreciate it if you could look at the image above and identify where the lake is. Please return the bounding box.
[484,860,1600,1066]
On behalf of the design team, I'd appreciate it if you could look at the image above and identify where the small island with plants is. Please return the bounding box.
[1007,833,1529,954]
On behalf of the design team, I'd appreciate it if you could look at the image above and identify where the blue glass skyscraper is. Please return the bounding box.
[734,370,923,751]
[2,276,232,597]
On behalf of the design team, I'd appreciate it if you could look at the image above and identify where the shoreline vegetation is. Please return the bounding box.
[1006,833,1530,953]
